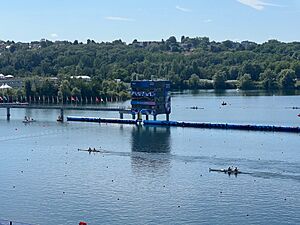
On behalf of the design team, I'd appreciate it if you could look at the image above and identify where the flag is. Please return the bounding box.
[76,96,79,102]
[0,96,3,101]
[96,97,99,103]
[71,96,75,102]
[3,96,7,101]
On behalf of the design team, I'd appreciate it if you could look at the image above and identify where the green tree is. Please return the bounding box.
[167,71,181,88]
[166,36,177,44]
[278,69,296,89]
[58,80,71,100]
[259,69,277,90]
[71,87,81,97]
[24,79,32,98]
[238,74,254,90]
[187,74,201,89]
[242,63,262,81]
[40,79,58,96]
[292,62,300,79]
[213,72,226,89]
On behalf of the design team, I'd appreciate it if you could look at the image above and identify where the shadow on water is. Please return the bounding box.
[130,125,171,173]
[214,89,227,96]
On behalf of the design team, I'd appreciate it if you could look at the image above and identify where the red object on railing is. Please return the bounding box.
[79,222,87,225]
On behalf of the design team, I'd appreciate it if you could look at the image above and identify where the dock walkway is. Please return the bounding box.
[67,116,300,133]
[0,103,132,121]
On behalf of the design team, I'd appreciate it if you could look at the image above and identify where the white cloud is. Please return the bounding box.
[51,33,58,38]
[175,5,191,12]
[237,0,285,10]
[203,19,213,23]
[105,16,134,22]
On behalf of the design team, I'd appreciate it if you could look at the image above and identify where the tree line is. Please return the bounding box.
[0,36,299,98]
[1,76,130,103]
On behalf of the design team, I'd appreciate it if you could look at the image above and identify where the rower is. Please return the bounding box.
[227,167,232,172]
[234,167,238,173]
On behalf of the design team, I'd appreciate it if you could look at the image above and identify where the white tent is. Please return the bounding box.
[0,74,5,79]
[5,75,14,78]
[0,83,12,89]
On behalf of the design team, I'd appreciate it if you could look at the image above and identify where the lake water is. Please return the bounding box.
[0,90,300,225]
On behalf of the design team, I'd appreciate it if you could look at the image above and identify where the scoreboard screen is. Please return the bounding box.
[131,80,171,115]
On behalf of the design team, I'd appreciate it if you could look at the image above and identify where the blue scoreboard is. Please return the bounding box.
[131,80,171,116]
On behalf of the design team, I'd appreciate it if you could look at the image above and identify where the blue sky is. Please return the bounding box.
[0,0,299,43]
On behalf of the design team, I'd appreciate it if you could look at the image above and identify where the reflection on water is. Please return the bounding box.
[213,89,227,96]
[131,125,171,153]
[130,125,171,173]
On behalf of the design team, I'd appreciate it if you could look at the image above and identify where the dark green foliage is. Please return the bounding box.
[238,74,254,90]
[0,37,299,92]
[278,69,296,89]
[40,78,58,97]
[58,80,71,99]
[187,74,201,89]
[213,72,226,89]
[260,69,278,89]
[24,79,32,98]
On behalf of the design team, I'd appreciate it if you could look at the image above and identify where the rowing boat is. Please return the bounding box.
[78,148,101,153]
[78,148,110,153]
[209,168,242,174]
[23,119,36,123]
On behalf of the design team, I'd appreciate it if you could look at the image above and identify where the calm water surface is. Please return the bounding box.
[0,90,299,225]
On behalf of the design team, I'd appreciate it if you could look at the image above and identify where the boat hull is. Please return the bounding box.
[209,168,241,174]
